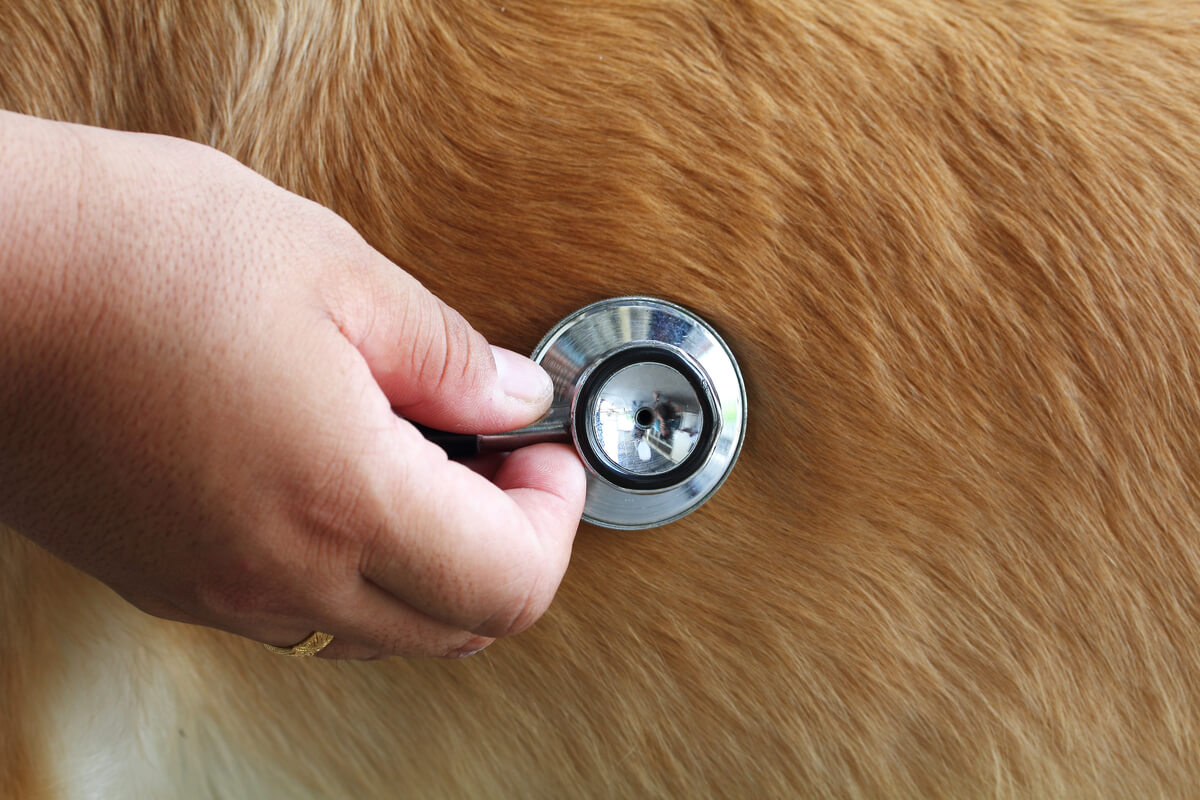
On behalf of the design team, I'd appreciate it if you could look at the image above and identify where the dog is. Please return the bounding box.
[4,1,1200,796]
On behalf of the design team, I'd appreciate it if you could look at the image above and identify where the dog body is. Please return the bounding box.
[4,2,1200,796]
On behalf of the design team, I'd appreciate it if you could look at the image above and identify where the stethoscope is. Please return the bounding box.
[419,297,747,529]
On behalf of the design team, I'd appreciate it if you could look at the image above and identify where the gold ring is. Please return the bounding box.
[263,631,334,657]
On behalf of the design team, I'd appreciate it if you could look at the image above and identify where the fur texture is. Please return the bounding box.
[4,1,1200,796]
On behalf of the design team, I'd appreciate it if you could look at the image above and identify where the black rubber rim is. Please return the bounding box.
[574,346,718,491]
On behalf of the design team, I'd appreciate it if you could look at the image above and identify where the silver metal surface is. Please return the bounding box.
[586,361,705,478]
[524,296,747,530]
[476,414,570,453]
[468,297,746,529]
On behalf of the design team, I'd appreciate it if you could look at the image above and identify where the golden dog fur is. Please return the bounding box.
[4,1,1200,796]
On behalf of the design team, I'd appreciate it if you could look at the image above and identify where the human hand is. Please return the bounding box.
[0,111,586,659]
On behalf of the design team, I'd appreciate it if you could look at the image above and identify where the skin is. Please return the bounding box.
[0,110,587,660]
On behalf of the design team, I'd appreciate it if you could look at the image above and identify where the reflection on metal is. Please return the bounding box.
[527,296,747,530]
[588,361,704,478]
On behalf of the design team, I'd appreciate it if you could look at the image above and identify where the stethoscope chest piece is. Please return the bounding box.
[532,296,747,529]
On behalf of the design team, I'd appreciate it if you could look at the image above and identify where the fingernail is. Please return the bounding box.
[492,346,552,405]
[445,637,493,659]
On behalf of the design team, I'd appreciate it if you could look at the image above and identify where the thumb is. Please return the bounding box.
[331,251,553,433]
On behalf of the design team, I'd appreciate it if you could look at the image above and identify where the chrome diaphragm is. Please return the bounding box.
[421,296,747,529]
[529,296,746,529]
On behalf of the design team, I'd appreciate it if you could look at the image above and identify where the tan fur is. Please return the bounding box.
[4,1,1200,796]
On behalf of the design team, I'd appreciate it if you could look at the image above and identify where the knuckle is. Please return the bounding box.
[185,531,326,626]
[314,208,369,258]
[294,431,414,582]
[300,439,393,556]
[376,633,425,659]
[447,311,484,390]
[359,627,427,660]
[476,570,555,638]
[410,302,487,398]
[287,198,369,280]
[306,457,369,541]
[191,558,275,620]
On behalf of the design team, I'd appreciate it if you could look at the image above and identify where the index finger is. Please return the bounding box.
[358,430,587,638]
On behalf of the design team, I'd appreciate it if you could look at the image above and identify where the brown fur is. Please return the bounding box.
[4,1,1200,796]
